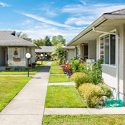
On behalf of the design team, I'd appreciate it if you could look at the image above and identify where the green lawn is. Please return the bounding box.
[0,76,32,112]
[43,115,125,125]
[45,85,86,108]
[0,61,48,75]
[49,75,70,83]
[50,61,64,74]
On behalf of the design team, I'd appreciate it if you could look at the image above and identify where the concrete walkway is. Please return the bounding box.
[48,82,75,86]
[0,61,52,125]
[44,107,125,115]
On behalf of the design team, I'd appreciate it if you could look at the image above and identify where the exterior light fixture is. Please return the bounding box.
[25,53,31,77]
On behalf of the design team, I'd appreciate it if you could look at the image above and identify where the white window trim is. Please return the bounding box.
[99,29,117,67]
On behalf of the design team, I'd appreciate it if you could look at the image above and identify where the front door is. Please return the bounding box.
[0,47,5,66]
[84,44,88,59]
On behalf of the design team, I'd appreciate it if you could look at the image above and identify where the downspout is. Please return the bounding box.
[92,27,119,100]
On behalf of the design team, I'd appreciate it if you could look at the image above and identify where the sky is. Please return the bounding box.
[1,0,125,44]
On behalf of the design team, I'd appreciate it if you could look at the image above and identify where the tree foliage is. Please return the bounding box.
[44,36,52,46]
[19,33,28,38]
[32,39,45,46]
[51,35,66,46]
[52,43,65,64]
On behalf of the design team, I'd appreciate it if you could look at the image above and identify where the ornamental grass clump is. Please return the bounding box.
[70,72,91,88]
[98,83,111,98]
[78,83,102,107]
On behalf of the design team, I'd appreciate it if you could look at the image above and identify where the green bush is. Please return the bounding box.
[78,83,102,107]
[70,57,80,72]
[98,83,111,98]
[78,63,84,72]
[70,72,91,88]
[83,59,103,85]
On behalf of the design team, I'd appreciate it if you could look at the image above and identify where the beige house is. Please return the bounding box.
[67,8,125,104]
[63,46,76,63]
[0,31,37,70]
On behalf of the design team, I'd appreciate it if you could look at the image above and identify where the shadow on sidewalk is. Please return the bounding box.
[37,65,51,73]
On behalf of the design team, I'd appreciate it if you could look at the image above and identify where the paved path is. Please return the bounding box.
[48,82,75,86]
[0,75,34,76]
[0,61,52,125]
[44,107,125,115]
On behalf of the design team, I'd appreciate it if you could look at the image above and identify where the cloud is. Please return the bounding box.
[21,12,79,29]
[62,3,125,26]
[22,20,33,26]
[0,2,10,7]
[65,16,93,26]
[62,4,125,17]
[46,10,58,17]
[12,21,83,43]
[80,0,86,5]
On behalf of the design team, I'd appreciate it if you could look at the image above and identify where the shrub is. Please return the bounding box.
[70,72,91,88]
[78,83,102,107]
[82,59,103,85]
[78,63,84,72]
[98,83,111,98]
[70,57,80,72]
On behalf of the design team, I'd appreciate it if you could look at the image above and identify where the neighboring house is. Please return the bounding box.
[63,46,76,63]
[35,46,76,62]
[0,31,38,70]
[67,8,125,104]
[35,46,54,58]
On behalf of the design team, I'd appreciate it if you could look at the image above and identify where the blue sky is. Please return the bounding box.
[1,0,125,43]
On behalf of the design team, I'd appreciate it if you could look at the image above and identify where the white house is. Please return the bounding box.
[67,8,125,104]
[0,31,38,70]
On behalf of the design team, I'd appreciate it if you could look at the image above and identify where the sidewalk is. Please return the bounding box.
[44,107,125,115]
[0,61,52,125]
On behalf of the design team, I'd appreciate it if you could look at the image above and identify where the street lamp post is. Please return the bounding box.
[25,53,31,77]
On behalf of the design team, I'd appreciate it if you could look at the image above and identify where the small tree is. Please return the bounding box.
[52,43,65,64]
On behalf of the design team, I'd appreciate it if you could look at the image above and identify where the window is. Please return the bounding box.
[105,35,109,64]
[100,37,104,62]
[110,35,115,64]
[100,34,116,65]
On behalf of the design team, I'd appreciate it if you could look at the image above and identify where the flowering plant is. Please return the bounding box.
[62,64,73,77]
[14,48,18,55]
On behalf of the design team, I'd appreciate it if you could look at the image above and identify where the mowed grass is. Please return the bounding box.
[43,115,125,125]
[50,61,64,74]
[45,85,86,108]
[49,75,70,83]
[0,61,48,75]
[0,76,32,112]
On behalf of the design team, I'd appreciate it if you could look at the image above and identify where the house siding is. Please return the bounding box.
[68,49,76,63]
[88,40,96,60]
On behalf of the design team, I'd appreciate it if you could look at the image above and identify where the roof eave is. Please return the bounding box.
[67,14,125,46]
[67,15,106,46]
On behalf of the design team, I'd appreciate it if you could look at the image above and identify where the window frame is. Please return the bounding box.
[99,29,116,66]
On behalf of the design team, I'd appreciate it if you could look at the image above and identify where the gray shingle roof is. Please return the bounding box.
[35,46,54,53]
[0,31,37,47]
[104,8,125,15]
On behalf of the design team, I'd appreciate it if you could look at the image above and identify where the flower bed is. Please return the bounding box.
[62,64,73,77]
[13,58,21,62]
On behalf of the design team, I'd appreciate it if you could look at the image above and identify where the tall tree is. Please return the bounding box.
[17,32,28,39]
[51,35,66,46]
[44,36,52,46]
[19,33,28,38]
[33,39,45,46]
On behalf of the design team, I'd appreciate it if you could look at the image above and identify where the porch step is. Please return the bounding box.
[0,66,5,70]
